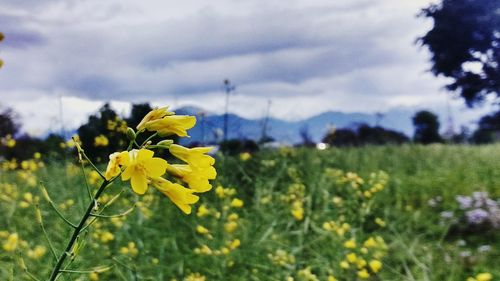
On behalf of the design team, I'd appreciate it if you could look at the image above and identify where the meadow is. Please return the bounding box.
[1,144,499,281]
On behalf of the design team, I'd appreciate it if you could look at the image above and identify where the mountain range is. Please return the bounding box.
[174,106,416,144]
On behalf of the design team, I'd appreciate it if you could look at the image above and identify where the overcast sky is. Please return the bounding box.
[0,0,492,136]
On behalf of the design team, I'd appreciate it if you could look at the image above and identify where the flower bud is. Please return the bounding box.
[35,206,42,224]
[126,127,136,141]
[157,139,173,147]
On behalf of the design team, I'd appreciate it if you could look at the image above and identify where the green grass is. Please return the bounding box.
[1,144,499,281]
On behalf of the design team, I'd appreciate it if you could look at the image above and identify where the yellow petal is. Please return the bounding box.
[131,173,148,195]
[136,149,154,161]
[144,158,168,178]
[152,178,199,214]
[121,166,132,180]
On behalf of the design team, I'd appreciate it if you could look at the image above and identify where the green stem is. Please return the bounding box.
[48,180,110,281]
[140,132,158,147]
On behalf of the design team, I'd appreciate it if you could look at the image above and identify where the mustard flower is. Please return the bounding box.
[136,106,174,131]
[150,177,199,214]
[121,149,168,194]
[169,144,215,168]
[166,164,216,193]
[104,151,130,180]
[144,115,196,137]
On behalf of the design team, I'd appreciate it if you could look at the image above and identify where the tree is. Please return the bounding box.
[413,111,443,144]
[0,107,20,138]
[419,0,500,106]
[77,103,128,162]
[471,110,500,143]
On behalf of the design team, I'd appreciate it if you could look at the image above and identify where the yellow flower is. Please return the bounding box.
[369,260,382,273]
[327,276,338,281]
[340,261,349,269]
[476,273,493,281]
[230,198,244,208]
[105,151,130,180]
[363,237,377,248]
[229,239,240,250]
[239,152,251,161]
[94,135,109,147]
[196,204,210,217]
[150,177,199,214]
[196,225,209,234]
[375,217,386,227]
[357,269,370,279]
[136,106,175,131]
[166,164,216,192]
[343,238,356,249]
[3,233,19,252]
[121,149,168,194]
[184,272,206,281]
[27,245,47,259]
[224,221,238,233]
[89,272,99,281]
[346,253,357,263]
[169,144,215,168]
[144,115,196,137]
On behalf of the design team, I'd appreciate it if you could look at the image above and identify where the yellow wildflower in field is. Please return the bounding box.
[196,204,210,217]
[357,269,370,279]
[104,151,130,180]
[327,275,338,281]
[268,249,296,267]
[224,221,238,233]
[166,163,216,192]
[150,177,199,214]
[88,170,101,185]
[100,231,115,243]
[27,245,47,259]
[143,115,196,137]
[121,149,168,194]
[369,259,382,273]
[375,217,386,227]
[343,238,356,249]
[297,267,319,281]
[120,242,138,257]
[239,152,251,161]
[136,106,174,131]
[346,253,357,263]
[94,135,109,147]
[184,272,206,281]
[2,233,19,252]
[89,272,99,281]
[468,273,493,281]
[229,239,240,250]
[196,225,209,235]
[230,198,244,208]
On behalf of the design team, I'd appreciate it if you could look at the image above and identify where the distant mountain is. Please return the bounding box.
[174,106,415,144]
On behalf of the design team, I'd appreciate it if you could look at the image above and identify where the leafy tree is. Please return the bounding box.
[357,125,409,145]
[322,128,359,147]
[413,111,443,144]
[419,0,500,106]
[322,125,409,147]
[77,103,128,162]
[471,110,500,143]
[0,107,20,137]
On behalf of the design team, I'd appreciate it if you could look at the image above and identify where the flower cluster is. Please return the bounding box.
[438,192,500,232]
[104,106,216,214]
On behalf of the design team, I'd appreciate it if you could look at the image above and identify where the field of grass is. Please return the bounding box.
[1,144,499,281]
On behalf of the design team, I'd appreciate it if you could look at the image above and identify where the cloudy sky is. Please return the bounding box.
[0,0,492,136]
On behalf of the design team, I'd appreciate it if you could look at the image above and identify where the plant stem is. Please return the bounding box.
[48,180,110,281]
